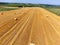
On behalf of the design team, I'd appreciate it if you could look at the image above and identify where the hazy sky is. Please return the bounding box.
[0,0,60,5]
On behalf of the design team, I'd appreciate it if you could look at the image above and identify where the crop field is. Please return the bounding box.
[45,7,60,16]
[0,7,18,11]
[0,7,60,45]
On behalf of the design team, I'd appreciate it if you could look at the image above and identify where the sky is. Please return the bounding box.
[0,0,60,5]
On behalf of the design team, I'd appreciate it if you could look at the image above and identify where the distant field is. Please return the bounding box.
[0,7,18,11]
[45,7,60,16]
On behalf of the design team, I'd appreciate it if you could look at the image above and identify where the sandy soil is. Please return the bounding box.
[0,7,60,45]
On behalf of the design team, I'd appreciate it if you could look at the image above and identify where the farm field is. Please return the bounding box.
[0,5,19,11]
[45,7,60,16]
[0,7,18,11]
[0,3,60,16]
[0,7,60,45]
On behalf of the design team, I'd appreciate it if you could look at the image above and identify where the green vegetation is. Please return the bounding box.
[0,2,19,11]
[0,8,17,11]
[38,4,60,16]
[44,7,60,16]
[0,3,40,7]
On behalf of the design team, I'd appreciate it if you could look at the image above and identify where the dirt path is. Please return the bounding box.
[0,7,60,45]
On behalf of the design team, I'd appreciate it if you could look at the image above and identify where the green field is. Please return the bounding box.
[45,7,60,16]
[0,7,18,11]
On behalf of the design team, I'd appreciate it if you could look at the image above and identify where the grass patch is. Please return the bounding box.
[43,7,60,16]
[0,7,18,11]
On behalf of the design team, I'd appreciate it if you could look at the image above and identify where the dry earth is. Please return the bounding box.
[0,7,60,45]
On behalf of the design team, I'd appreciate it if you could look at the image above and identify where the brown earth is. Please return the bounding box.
[0,7,60,45]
